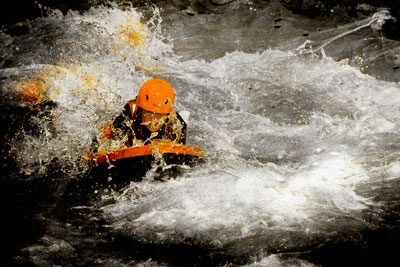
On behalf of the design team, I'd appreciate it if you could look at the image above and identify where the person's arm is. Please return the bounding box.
[113,103,132,132]
[102,103,132,139]
[175,112,187,144]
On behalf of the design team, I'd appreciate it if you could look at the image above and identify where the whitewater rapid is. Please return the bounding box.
[1,2,400,266]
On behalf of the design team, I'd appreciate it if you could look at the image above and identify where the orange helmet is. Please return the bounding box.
[136,78,175,114]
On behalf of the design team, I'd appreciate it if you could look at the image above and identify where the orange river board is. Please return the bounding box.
[96,143,204,164]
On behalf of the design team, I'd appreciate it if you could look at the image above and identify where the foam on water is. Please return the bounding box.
[105,152,369,238]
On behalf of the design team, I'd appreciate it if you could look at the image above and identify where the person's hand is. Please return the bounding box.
[100,123,114,139]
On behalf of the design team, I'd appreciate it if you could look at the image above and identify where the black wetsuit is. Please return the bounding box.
[112,103,187,146]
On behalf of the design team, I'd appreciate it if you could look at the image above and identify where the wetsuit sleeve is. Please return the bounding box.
[164,112,186,144]
[176,112,187,145]
[112,103,133,136]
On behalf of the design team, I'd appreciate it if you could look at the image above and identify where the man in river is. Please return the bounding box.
[103,78,187,146]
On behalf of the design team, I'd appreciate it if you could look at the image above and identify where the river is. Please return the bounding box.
[1,1,400,266]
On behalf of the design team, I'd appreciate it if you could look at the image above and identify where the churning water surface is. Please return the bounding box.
[1,1,400,266]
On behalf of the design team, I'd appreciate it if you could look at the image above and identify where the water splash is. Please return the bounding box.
[294,9,394,56]
[1,4,174,177]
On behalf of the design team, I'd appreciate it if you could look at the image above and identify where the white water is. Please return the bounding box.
[2,2,400,265]
[103,47,399,259]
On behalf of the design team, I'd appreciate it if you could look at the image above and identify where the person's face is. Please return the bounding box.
[142,109,168,132]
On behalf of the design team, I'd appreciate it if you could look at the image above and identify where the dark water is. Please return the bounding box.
[1,1,400,266]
